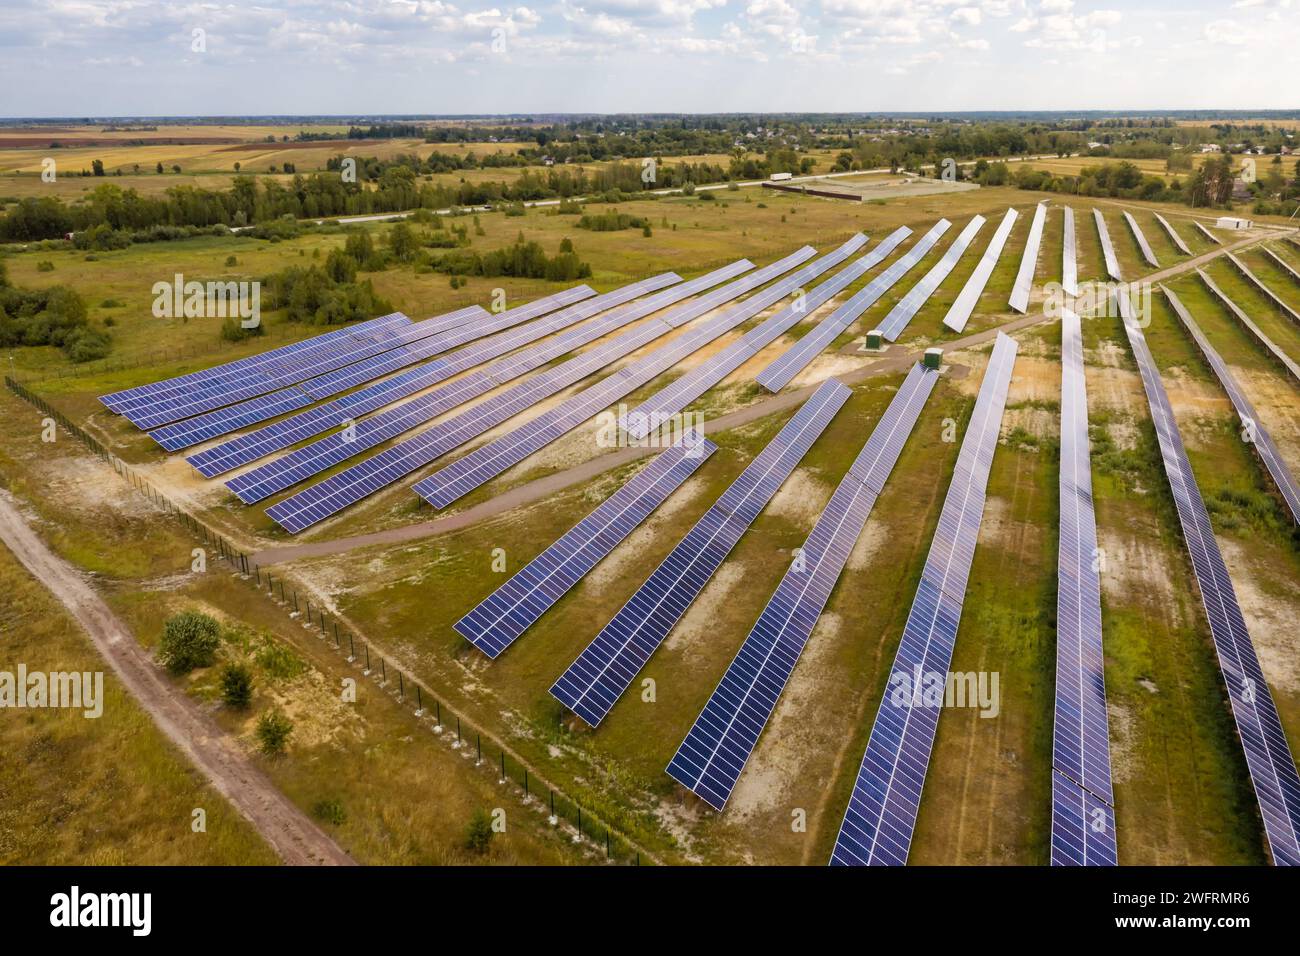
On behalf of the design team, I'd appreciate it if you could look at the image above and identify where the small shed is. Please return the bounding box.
[1215,216,1252,230]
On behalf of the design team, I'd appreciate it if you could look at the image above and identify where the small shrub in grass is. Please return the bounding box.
[36,260,54,272]
[158,610,220,674]
[219,663,254,708]
[225,255,238,266]
[100,297,123,307]
[256,709,293,756]
[313,798,347,826]
[464,808,494,854]
[254,639,306,680]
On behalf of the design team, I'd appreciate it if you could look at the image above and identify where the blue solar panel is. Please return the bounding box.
[623,230,909,441]
[1197,269,1300,382]
[548,379,851,722]
[1051,308,1116,866]
[665,363,939,811]
[943,209,1018,334]
[1061,207,1079,299]
[876,215,985,341]
[454,435,717,659]
[755,219,952,393]
[1008,203,1047,314]
[412,244,848,510]
[1225,252,1300,325]
[1122,212,1160,269]
[1155,213,1193,256]
[1094,209,1122,281]
[1115,286,1300,866]
[829,333,1018,865]
[259,260,758,530]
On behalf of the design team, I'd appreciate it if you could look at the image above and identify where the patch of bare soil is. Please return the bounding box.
[584,476,707,590]
[665,561,748,653]
[1218,539,1300,697]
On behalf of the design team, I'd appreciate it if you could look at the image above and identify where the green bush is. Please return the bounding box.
[158,610,221,674]
[256,709,294,756]
[219,663,254,708]
[312,798,347,826]
[36,261,54,272]
[464,808,494,854]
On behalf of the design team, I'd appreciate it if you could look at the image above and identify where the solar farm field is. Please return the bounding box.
[4,170,1300,868]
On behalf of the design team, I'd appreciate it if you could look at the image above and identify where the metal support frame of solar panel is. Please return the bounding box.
[942,209,1019,334]
[1009,203,1048,314]
[876,215,985,341]
[1050,307,1117,867]
[1225,252,1300,325]
[189,276,678,477]
[412,243,859,511]
[1196,268,1300,383]
[666,362,940,813]
[109,312,419,418]
[549,379,851,723]
[98,312,412,412]
[1094,209,1123,281]
[234,263,748,509]
[121,312,468,429]
[149,288,595,450]
[1162,286,1300,525]
[829,333,1018,866]
[1060,206,1079,299]
[262,255,790,531]
[1154,213,1193,256]
[1193,220,1222,245]
[623,230,911,441]
[454,435,717,659]
[756,219,952,393]
[1114,287,1300,866]
[1122,211,1160,269]
[1264,247,1300,286]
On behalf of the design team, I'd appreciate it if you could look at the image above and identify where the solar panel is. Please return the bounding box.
[260,257,775,531]
[756,219,952,392]
[454,434,717,658]
[549,379,851,724]
[1264,247,1300,286]
[1225,252,1300,325]
[1162,286,1300,525]
[665,362,940,812]
[412,244,855,511]
[1061,207,1079,299]
[184,276,676,475]
[1154,213,1193,256]
[943,209,1018,333]
[1196,269,1300,382]
[829,333,1018,865]
[1122,211,1160,269]
[1193,220,1222,245]
[1093,210,1123,281]
[877,215,986,341]
[1050,307,1116,866]
[1008,202,1047,313]
[623,231,909,441]
[98,312,411,412]
[235,263,744,509]
[1114,286,1300,867]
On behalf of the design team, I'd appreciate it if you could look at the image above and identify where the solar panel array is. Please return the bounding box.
[942,209,1018,334]
[1225,252,1300,325]
[1114,287,1300,867]
[1196,269,1300,382]
[1051,307,1117,866]
[1008,203,1048,313]
[1264,247,1300,286]
[1122,211,1160,269]
[99,312,412,413]
[453,435,717,658]
[1154,213,1193,256]
[412,243,859,511]
[189,275,678,477]
[623,231,909,441]
[1162,287,1300,525]
[666,362,940,812]
[1061,206,1079,298]
[261,254,800,530]
[550,379,852,726]
[149,289,594,450]
[1193,220,1222,245]
[756,219,953,392]
[1094,210,1122,281]
[829,333,1018,865]
[251,260,757,523]
[876,215,986,341]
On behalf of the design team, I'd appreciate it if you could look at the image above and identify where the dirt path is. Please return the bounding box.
[0,491,355,867]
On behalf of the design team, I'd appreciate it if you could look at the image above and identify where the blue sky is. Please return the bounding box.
[0,0,1294,117]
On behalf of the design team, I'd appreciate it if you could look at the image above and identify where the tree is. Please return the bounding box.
[91,159,105,177]
[156,162,163,174]
[256,710,293,755]
[233,161,241,172]
[463,808,494,854]
[219,664,253,708]
[387,221,417,262]
[157,610,221,674]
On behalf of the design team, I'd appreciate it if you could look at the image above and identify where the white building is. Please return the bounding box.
[1215,216,1252,230]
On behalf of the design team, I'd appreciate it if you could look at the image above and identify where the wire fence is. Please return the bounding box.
[5,374,650,865]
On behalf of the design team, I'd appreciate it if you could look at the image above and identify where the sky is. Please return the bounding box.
[0,0,1296,117]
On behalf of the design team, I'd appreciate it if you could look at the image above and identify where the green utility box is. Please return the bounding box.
[865,329,884,350]
[923,347,943,370]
